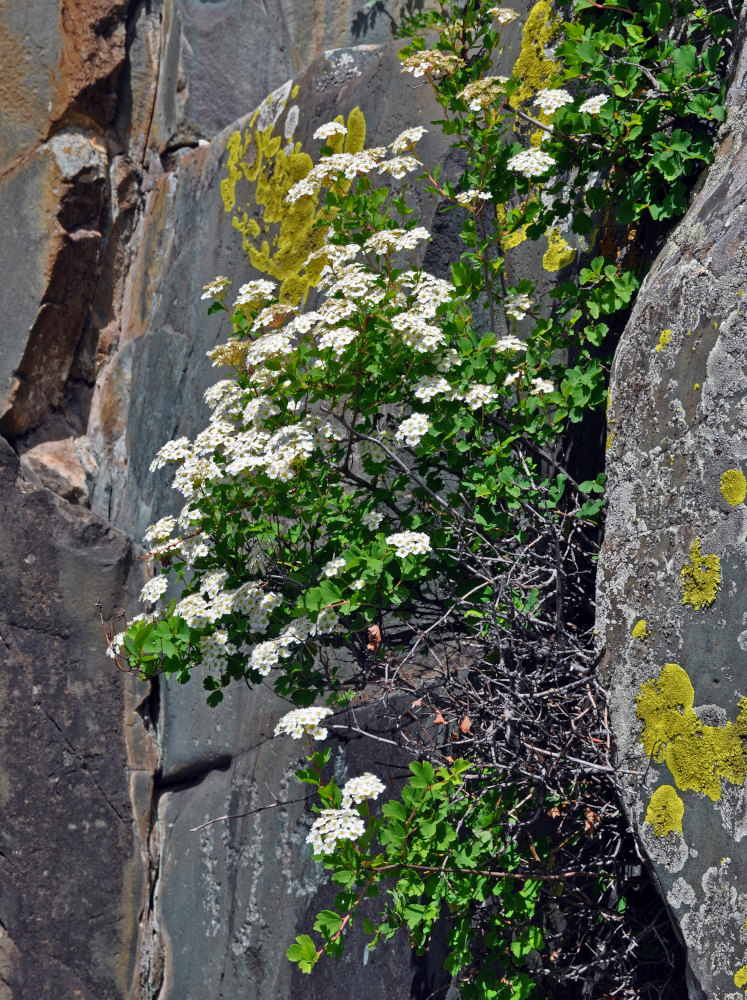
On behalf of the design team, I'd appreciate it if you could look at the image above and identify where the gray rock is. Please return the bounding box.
[598,16,747,997]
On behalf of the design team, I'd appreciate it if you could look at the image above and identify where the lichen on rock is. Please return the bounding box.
[681,537,721,610]
[720,468,747,507]
[645,785,684,837]
[636,662,747,803]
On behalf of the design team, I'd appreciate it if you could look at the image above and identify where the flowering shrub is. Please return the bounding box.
[107,0,739,994]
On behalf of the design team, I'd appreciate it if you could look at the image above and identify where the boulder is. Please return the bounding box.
[598,19,747,998]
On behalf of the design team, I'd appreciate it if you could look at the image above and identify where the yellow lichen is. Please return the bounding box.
[645,785,684,837]
[631,619,650,640]
[509,0,562,142]
[694,383,700,390]
[720,468,747,507]
[291,83,300,99]
[681,538,721,610]
[655,328,672,352]
[221,106,366,304]
[542,227,576,271]
[605,433,614,452]
[494,201,530,252]
[636,662,747,802]
[735,965,747,990]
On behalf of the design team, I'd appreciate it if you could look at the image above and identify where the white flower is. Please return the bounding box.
[341,772,386,808]
[533,88,573,115]
[488,6,518,24]
[507,148,556,178]
[458,77,508,111]
[504,292,533,322]
[143,515,177,545]
[455,189,494,205]
[312,607,340,635]
[274,706,334,740]
[323,556,347,578]
[401,50,464,78]
[306,809,366,854]
[362,510,383,529]
[461,384,498,410]
[314,121,348,140]
[351,579,365,590]
[389,126,427,153]
[377,155,420,179]
[579,93,609,115]
[364,227,431,254]
[317,325,358,356]
[412,374,452,401]
[149,437,193,471]
[395,412,431,448]
[530,377,555,395]
[386,531,432,557]
[504,371,522,387]
[495,333,527,352]
[201,275,230,300]
[139,576,168,603]
[234,278,277,308]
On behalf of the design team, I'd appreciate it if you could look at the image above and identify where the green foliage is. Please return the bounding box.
[106,0,740,995]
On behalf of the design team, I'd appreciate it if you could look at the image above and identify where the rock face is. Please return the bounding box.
[598,17,747,999]
[0,437,150,1000]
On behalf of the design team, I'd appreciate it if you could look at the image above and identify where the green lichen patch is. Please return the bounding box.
[220,107,367,304]
[681,538,721,610]
[542,227,576,271]
[655,328,672,352]
[645,785,684,837]
[631,619,650,640]
[509,0,562,142]
[636,662,747,802]
[720,468,747,507]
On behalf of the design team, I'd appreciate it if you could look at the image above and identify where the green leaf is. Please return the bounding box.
[286,935,319,973]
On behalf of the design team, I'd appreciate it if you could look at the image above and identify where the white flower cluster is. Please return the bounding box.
[317,325,358,356]
[274,706,334,740]
[323,556,347,577]
[364,227,430,254]
[200,630,237,672]
[396,412,431,448]
[140,576,168,604]
[377,155,420,180]
[307,809,366,854]
[201,275,230,300]
[456,189,493,205]
[234,278,277,308]
[341,772,386,808]
[286,148,388,202]
[462,384,498,410]
[506,149,556,178]
[533,88,573,115]
[313,121,348,140]
[530,377,555,396]
[389,126,427,153]
[488,6,518,24]
[150,436,193,471]
[143,515,177,545]
[362,510,384,529]
[401,49,465,78]
[495,333,527,352]
[412,373,452,401]
[386,531,432,557]
[458,76,508,111]
[579,93,609,115]
[504,292,533,321]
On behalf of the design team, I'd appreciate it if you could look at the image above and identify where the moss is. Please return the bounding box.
[681,538,721,610]
[645,785,684,837]
[509,0,562,140]
[631,619,650,640]
[221,107,366,304]
[542,227,575,271]
[720,468,747,507]
[636,662,747,803]
[655,328,672,352]
[735,965,747,990]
